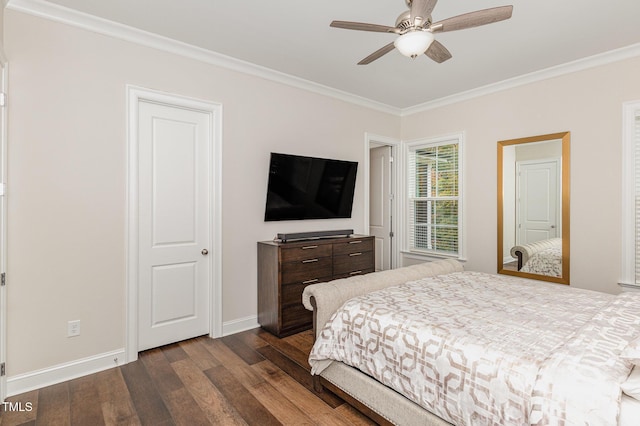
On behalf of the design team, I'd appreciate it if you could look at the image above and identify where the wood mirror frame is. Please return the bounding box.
[497,132,570,285]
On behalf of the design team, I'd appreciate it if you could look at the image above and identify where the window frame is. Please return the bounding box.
[621,101,640,289]
[403,133,465,260]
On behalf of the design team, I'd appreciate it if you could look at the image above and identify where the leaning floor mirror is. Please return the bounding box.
[497,132,570,285]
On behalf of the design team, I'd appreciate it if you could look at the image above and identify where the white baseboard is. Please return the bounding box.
[6,348,125,397]
[222,315,259,336]
[5,317,259,397]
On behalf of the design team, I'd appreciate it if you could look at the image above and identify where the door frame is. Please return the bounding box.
[364,133,400,270]
[621,101,640,288]
[0,50,8,401]
[126,86,222,362]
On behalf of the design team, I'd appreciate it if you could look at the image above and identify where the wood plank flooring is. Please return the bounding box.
[0,328,375,426]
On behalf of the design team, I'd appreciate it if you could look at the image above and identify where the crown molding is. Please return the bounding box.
[401,42,640,116]
[6,0,402,116]
[6,0,640,118]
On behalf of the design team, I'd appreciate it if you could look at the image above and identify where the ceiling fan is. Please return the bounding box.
[330,0,513,65]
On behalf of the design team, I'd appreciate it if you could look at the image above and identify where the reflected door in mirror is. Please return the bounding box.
[497,132,570,285]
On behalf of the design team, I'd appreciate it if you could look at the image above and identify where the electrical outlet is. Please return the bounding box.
[67,320,81,337]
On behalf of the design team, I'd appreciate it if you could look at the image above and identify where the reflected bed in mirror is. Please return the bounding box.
[497,132,570,285]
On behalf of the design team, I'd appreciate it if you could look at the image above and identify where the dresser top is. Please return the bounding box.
[258,234,372,248]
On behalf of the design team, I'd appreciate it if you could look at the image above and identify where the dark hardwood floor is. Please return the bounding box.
[0,328,375,426]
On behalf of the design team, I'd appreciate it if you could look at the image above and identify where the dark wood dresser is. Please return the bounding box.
[258,235,374,337]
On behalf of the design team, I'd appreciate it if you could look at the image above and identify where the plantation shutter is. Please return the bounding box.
[407,141,459,255]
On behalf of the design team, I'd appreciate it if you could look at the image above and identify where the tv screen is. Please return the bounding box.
[264,153,358,221]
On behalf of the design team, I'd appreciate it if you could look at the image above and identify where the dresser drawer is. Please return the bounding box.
[258,236,376,337]
[333,268,375,280]
[281,243,332,262]
[281,277,331,307]
[333,250,374,276]
[333,238,374,256]
[281,256,332,284]
[281,303,312,331]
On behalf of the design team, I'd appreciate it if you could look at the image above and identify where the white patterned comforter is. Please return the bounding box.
[309,272,640,425]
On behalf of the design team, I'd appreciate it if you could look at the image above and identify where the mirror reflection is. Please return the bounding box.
[497,132,570,285]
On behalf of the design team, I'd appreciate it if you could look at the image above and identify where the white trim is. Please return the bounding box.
[6,0,400,116]
[126,86,223,363]
[400,250,468,264]
[402,43,640,116]
[6,348,125,397]
[222,316,260,337]
[620,101,640,288]
[402,132,466,260]
[619,283,640,292]
[364,133,402,270]
[3,316,258,398]
[7,0,640,116]
[0,51,8,402]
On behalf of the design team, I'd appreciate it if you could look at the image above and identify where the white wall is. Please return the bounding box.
[3,10,400,377]
[401,55,640,295]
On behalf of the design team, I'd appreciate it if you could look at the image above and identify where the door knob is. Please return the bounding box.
[201,249,209,255]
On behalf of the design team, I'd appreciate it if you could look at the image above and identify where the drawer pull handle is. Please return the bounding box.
[303,278,319,284]
[349,240,363,244]
[350,270,363,275]
[302,259,319,263]
[302,245,318,250]
[349,252,362,257]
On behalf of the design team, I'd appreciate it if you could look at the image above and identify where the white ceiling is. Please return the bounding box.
[25,0,640,109]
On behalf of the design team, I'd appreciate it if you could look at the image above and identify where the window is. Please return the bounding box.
[406,135,463,257]
[621,101,640,288]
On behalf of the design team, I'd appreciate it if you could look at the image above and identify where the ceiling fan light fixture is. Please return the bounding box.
[394,30,434,58]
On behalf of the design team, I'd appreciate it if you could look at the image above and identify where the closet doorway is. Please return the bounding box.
[366,134,400,271]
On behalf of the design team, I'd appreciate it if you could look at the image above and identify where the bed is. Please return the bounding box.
[510,238,562,276]
[302,259,640,425]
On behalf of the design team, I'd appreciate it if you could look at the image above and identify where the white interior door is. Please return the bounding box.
[137,100,211,351]
[517,159,559,245]
[369,146,392,271]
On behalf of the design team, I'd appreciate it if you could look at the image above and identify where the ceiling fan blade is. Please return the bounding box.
[330,20,398,33]
[431,5,513,33]
[410,0,438,26]
[358,42,396,65]
[425,40,452,63]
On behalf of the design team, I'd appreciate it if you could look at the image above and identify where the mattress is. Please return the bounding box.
[309,271,640,425]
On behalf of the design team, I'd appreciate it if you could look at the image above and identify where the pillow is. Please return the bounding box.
[622,366,640,400]
[621,337,640,365]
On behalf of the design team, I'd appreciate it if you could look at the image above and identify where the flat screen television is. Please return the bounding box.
[264,153,358,221]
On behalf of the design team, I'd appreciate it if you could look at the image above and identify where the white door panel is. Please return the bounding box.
[151,262,197,325]
[374,236,384,271]
[369,146,392,271]
[152,119,198,246]
[518,160,559,245]
[138,101,210,351]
